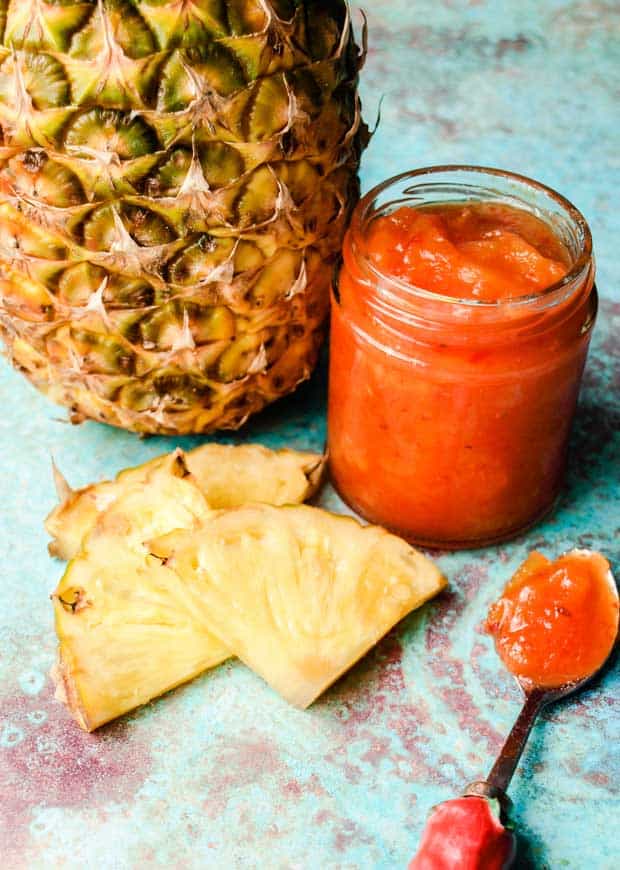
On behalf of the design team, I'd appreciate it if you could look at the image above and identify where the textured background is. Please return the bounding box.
[1,2,619,867]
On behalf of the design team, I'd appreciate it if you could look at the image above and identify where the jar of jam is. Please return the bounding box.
[328,166,596,549]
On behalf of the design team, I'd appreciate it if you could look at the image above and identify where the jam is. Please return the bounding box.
[366,202,569,301]
[486,550,618,687]
[328,167,596,548]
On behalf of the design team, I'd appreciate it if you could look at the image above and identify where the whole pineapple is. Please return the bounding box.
[0,0,366,434]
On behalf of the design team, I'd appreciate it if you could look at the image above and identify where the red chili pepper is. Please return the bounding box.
[409,795,516,870]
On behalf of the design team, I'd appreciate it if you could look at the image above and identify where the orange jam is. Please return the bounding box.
[367,204,568,301]
[486,551,618,687]
[328,167,596,548]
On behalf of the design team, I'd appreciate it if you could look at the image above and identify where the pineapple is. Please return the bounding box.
[54,500,444,729]
[52,472,228,731]
[151,505,446,708]
[46,442,324,559]
[0,1,367,434]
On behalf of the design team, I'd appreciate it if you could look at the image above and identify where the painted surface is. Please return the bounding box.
[1,2,619,867]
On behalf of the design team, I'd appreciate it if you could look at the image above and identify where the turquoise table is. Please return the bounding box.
[1,2,618,867]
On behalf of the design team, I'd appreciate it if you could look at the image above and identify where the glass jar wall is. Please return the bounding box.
[328,166,596,549]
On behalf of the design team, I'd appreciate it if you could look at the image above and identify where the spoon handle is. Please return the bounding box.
[409,689,551,867]
[485,687,548,795]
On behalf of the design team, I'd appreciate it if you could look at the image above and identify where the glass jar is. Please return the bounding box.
[328,166,596,549]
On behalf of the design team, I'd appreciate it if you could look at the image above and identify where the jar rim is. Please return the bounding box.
[349,165,593,311]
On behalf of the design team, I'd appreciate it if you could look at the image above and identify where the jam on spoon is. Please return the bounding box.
[410,549,619,869]
[486,549,618,689]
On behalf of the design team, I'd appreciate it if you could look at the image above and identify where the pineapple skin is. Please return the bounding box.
[0,1,367,434]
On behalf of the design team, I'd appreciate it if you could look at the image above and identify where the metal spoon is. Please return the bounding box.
[465,566,619,808]
[410,561,619,868]
[464,677,608,810]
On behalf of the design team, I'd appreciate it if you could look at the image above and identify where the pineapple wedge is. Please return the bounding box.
[150,505,446,709]
[52,464,228,732]
[46,444,324,560]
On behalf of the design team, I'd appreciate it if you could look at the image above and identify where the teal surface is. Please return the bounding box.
[1,2,619,868]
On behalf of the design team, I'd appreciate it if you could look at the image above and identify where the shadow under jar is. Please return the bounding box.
[328,166,597,549]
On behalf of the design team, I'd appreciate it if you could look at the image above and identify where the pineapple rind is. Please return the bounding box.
[150,504,447,709]
[45,443,325,560]
[0,1,367,433]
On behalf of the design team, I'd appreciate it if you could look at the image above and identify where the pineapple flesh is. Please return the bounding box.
[150,505,447,709]
[0,1,367,433]
[52,472,228,731]
[46,442,325,559]
[54,499,444,729]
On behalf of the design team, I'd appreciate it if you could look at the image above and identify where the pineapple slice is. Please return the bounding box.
[88,451,212,547]
[52,465,228,732]
[183,444,324,509]
[46,444,324,560]
[150,505,446,709]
